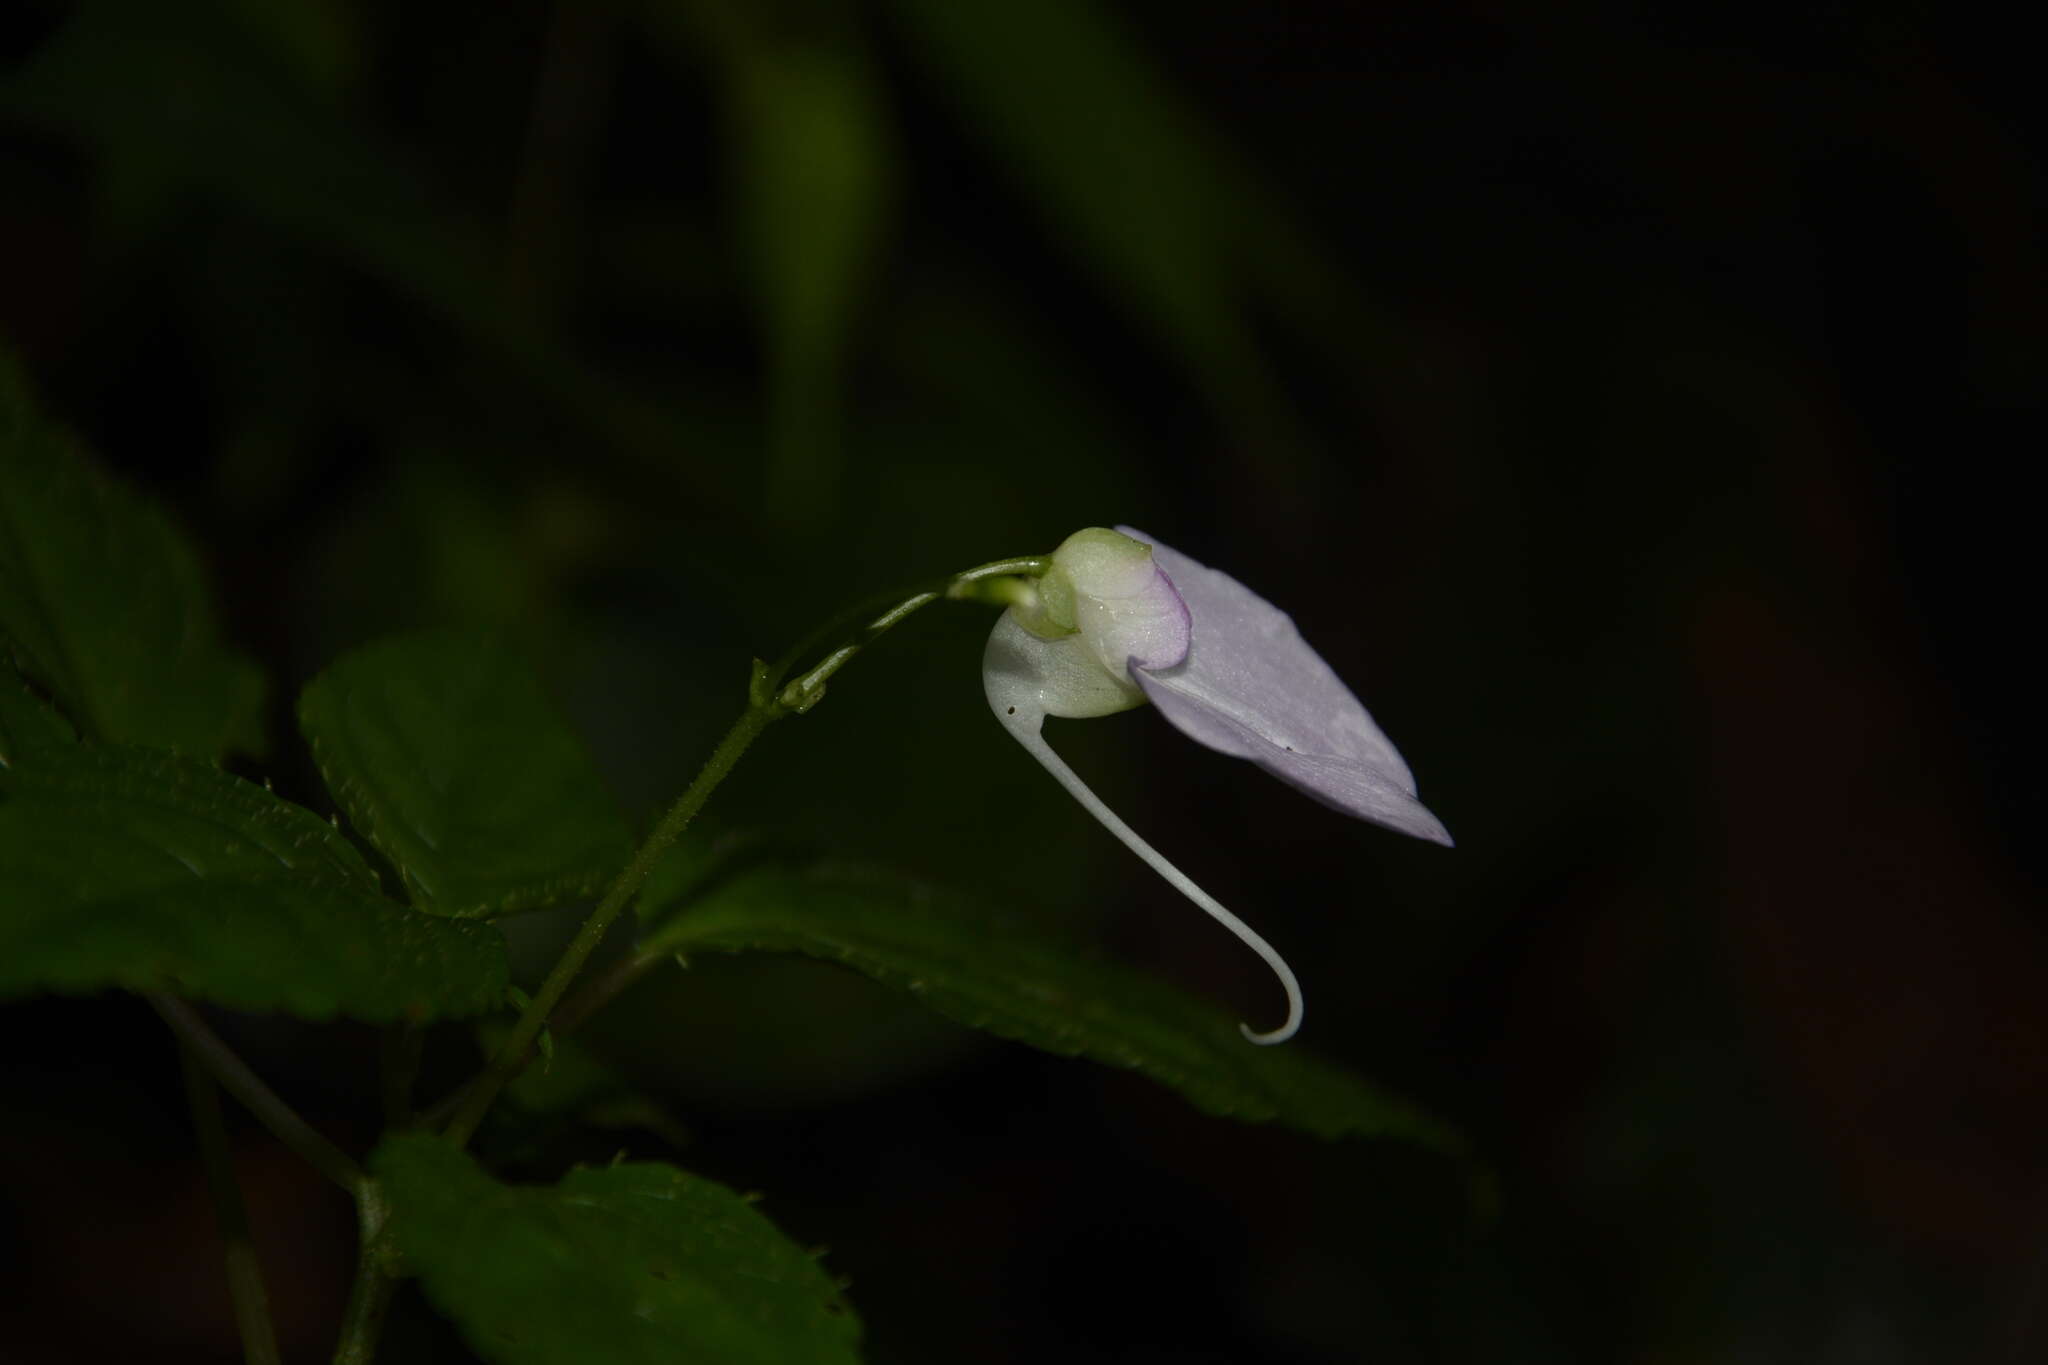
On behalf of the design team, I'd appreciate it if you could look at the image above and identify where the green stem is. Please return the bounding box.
[412,934,654,1135]
[440,680,784,1149]
[411,936,649,1134]
[434,551,1052,1146]
[547,944,652,1039]
[766,555,1051,696]
[148,993,364,1193]
[331,1181,396,1365]
[177,1041,283,1365]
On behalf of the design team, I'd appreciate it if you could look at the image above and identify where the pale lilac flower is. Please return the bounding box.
[983,528,1450,1044]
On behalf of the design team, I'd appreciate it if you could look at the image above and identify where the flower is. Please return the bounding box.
[983,527,1450,1044]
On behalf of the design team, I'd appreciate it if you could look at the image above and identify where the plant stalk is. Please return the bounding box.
[177,1041,283,1365]
[331,1181,395,1365]
[439,685,783,1149]
[149,993,365,1193]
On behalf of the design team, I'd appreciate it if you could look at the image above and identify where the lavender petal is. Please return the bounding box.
[1119,528,1453,846]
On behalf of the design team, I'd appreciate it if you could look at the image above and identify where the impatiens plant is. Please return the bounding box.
[1,363,1464,1364]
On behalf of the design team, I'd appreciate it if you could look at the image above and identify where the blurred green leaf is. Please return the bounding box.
[883,0,1261,405]
[297,630,632,917]
[734,44,890,523]
[0,745,507,1019]
[214,0,361,94]
[0,662,78,764]
[648,861,1466,1153]
[377,1134,862,1365]
[0,356,265,758]
[644,3,892,524]
[1,2,740,512]
[1,2,458,275]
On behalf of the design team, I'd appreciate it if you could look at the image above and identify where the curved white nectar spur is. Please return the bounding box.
[981,527,1451,1045]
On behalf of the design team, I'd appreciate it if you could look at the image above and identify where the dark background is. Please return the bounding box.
[2,0,2041,1361]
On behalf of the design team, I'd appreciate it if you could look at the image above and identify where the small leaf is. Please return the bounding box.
[0,355,265,758]
[475,1022,693,1153]
[297,630,632,917]
[653,862,1466,1154]
[377,1135,862,1365]
[487,1025,622,1117]
[0,746,507,1019]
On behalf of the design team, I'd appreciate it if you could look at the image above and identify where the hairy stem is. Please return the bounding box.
[440,684,783,1149]
[768,555,1052,703]
[148,993,365,1192]
[177,1042,283,1365]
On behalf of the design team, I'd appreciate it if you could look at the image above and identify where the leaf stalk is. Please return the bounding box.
[149,993,365,1193]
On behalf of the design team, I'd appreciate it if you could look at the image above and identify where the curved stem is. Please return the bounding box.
[177,1041,283,1365]
[148,993,365,1192]
[993,705,1304,1045]
[770,555,1052,705]
[331,1181,395,1365]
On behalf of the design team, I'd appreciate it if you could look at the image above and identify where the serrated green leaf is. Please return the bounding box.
[651,862,1466,1154]
[297,630,632,917]
[377,1135,861,1365]
[0,746,507,1019]
[0,356,265,758]
[0,867,508,1021]
[0,741,378,893]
